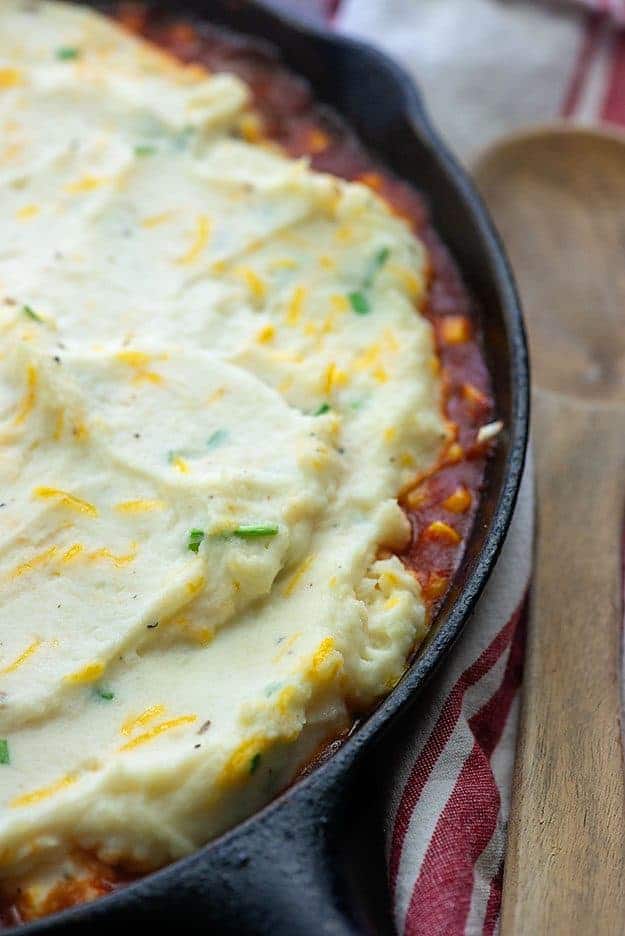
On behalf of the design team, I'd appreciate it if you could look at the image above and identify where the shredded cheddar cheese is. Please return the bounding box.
[322,362,348,395]
[186,575,205,597]
[65,174,107,194]
[309,637,342,682]
[16,204,39,220]
[11,774,78,809]
[0,67,21,88]
[10,547,57,580]
[119,715,197,752]
[62,543,84,563]
[13,364,37,426]
[256,324,275,344]
[0,640,43,676]
[142,211,174,228]
[285,285,306,326]
[86,546,137,567]
[63,661,105,686]
[239,267,266,303]
[121,704,166,736]
[34,487,98,516]
[175,214,212,266]
[282,555,315,597]
[220,736,267,784]
[115,499,165,514]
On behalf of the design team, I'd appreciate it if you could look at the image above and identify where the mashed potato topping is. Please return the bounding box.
[0,0,447,887]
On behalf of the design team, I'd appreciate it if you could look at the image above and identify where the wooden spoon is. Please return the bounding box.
[473,125,625,935]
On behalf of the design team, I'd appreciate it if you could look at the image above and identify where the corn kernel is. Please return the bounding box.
[440,315,471,345]
[442,486,472,514]
[423,572,448,600]
[424,520,461,545]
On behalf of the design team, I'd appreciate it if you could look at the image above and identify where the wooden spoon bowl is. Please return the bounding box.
[474,125,625,935]
[476,125,625,400]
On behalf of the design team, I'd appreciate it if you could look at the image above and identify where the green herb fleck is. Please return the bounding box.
[313,403,330,416]
[348,247,390,314]
[363,246,391,288]
[95,687,115,701]
[233,525,279,539]
[188,529,205,553]
[134,145,156,157]
[207,428,228,450]
[22,304,42,322]
[172,124,195,150]
[348,291,370,315]
[0,740,9,765]
[249,752,261,775]
[56,46,80,61]
[264,681,283,697]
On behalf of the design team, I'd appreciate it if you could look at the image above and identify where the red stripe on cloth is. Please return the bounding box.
[388,604,523,897]
[402,602,526,936]
[601,31,625,124]
[468,599,527,759]
[403,740,502,935]
[465,601,528,931]
[589,0,616,12]
[401,605,526,935]
[561,13,603,118]
[324,0,342,18]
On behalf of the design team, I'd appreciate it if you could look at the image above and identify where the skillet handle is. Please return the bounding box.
[145,762,391,935]
[182,776,358,934]
[71,757,394,936]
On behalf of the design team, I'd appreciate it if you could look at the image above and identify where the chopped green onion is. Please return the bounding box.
[249,752,261,774]
[233,525,279,539]
[22,304,42,322]
[187,529,205,553]
[348,291,370,315]
[207,428,228,450]
[0,740,10,765]
[313,403,330,416]
[134,145,156,157]
[95,688,115,701]
[366,246,391,285]
[56,46,80,61]
[172,124,195,150]
[349,248,390,314]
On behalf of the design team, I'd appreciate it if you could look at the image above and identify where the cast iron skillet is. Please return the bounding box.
[19,2,529,933]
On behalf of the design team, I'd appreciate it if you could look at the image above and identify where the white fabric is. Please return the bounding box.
[336,0,584,162]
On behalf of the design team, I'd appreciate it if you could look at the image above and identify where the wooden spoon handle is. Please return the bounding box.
[501,390,625,934]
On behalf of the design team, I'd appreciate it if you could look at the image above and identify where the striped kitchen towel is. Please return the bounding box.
[282,0,625,932]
